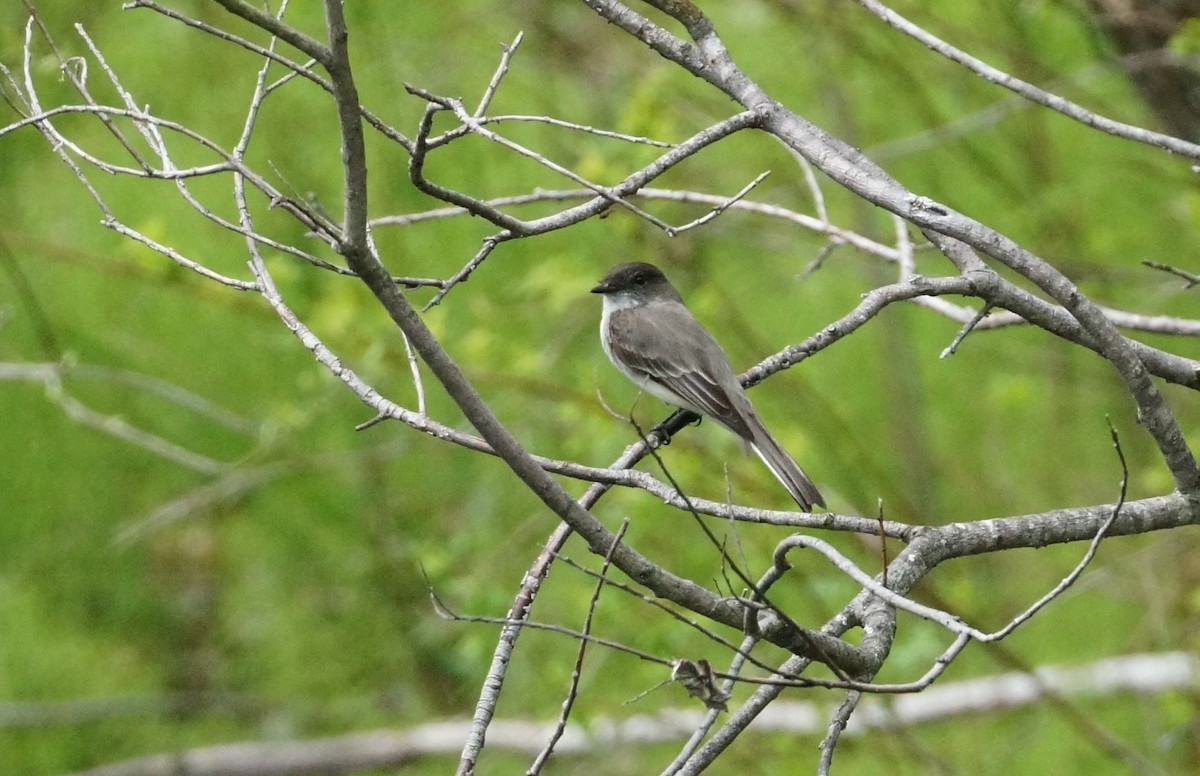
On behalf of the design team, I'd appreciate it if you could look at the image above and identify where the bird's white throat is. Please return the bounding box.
[598,291,637,366]
[599,290,641,315]
[598,290,642,357]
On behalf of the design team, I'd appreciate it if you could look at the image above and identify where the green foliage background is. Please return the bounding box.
[1,1,1198,773]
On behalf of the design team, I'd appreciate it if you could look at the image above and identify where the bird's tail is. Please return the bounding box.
[748,421,825,512]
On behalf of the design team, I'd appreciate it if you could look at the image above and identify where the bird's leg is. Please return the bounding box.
[649,418,673,446]
[650,409,701,446]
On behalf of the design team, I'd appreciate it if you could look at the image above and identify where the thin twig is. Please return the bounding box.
[475,31,523,117]
[408,84,675,231]
[527,520,630,775]
[1142,260,1200,289]
[817,691,861,776]
[668,170,770,235]
[940,302,994,358]
[424,234,508,310]
[21,6,149,170]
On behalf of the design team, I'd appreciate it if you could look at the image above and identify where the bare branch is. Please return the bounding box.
[0,362,229,475]
[668,170,771,235]
[818,692,861,776]
[854,0,1200,160]
[125,0,414,150]
[1143,259,1200,289]
[474,31,522,117]
[58,651,1197,775]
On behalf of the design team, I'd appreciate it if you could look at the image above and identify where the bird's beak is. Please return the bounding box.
[590,281,611,294]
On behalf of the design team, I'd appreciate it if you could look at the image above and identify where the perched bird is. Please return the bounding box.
[592,261,824,511]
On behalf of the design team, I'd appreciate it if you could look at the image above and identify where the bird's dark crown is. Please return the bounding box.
[591,261,671,295]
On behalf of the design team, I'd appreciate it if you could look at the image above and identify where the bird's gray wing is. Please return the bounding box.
[606,302,755,440]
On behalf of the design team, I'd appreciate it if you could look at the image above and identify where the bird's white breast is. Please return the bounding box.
[599,293,692,410]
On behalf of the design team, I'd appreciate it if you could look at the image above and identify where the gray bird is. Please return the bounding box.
[592,261,824,511]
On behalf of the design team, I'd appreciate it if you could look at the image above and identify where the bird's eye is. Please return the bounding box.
[633,273,647,285]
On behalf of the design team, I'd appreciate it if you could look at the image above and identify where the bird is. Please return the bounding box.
[591,261,824,511]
